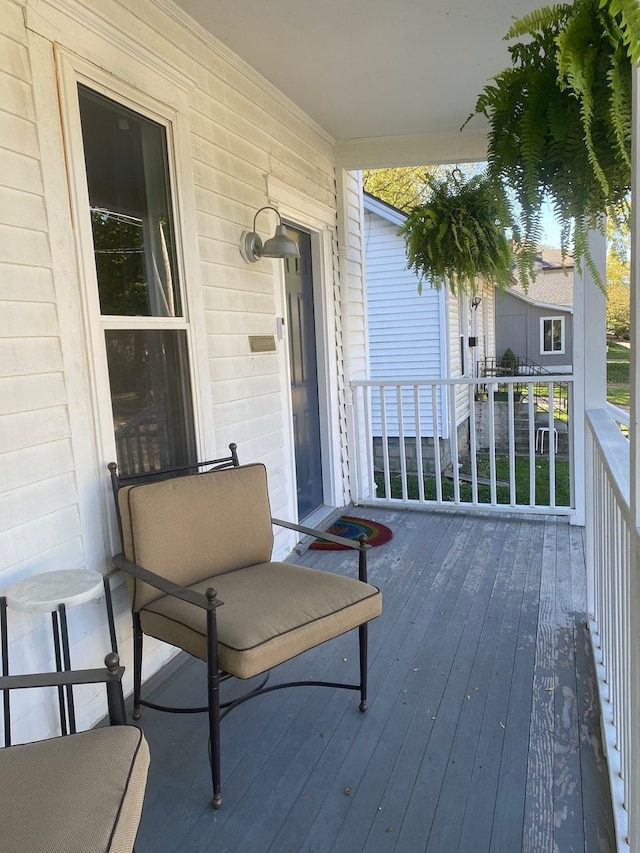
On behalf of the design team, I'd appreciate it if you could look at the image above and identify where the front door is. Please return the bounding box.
[285,228,323,519]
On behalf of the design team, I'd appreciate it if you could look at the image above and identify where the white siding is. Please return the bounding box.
[0,6,82,586]
[0,1,113,741]
[364,207,446,435]
[0,0,357,741]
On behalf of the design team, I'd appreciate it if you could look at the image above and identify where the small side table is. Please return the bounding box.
[0,570,117,743]
[535,425,558,453]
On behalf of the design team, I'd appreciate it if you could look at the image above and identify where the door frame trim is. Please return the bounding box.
[267,178,341,522]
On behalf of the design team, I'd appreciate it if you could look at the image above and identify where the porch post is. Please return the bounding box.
[573,228,607,528]
[628,61,640,853]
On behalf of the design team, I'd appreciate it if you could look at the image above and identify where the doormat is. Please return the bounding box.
[309,515,393,550]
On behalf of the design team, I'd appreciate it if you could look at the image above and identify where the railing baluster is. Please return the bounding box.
[547,381,556,508]
[363,385,374,500]
[380,386,391,500]
[507,383,516,505]
[449,384,460,504]
[469,385,479,504]
[487,382,497,505]
[527,383,536,507]
[414,385,425,503]
[397,386,408,501]
[432,384,442,503]
[348,373,573,516]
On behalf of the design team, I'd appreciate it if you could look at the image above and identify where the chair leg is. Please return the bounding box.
[206,590,222,809]
[132,612,143,721]
[358,622,368,713]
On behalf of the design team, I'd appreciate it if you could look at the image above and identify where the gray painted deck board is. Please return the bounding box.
[131,509,615,853]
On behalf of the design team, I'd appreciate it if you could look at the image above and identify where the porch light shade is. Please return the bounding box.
[241,206,300,263]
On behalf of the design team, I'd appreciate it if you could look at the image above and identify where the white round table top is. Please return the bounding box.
[5,569,105,613]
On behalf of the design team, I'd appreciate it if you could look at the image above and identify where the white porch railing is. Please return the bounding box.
[585,408,632,850]
[349,375,575,516]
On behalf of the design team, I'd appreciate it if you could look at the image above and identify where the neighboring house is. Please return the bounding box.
[495,249,574,374]
[363,191,495,472]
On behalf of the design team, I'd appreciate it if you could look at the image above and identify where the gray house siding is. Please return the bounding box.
[495,290,573,371]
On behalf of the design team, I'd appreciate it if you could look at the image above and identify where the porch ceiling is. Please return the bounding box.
[173,0,543,167]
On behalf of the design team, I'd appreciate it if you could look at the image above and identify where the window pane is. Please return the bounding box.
[543,319,562,353]
[105,330,196,476]
[78,85,181,317]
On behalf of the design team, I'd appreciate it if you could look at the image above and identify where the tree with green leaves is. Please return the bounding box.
[362,166,437,212]
[606,215,630,337]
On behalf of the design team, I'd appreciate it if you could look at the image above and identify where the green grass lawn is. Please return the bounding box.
[375,454,571,508]
[607,339,630,407]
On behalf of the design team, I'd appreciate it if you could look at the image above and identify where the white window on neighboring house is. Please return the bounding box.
[77,85,196,477]
[540,316,565,355]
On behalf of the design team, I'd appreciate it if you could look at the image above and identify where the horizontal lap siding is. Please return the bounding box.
[175,11,337,476]
[365,211,444,435]
[0,3,84,589]
[1,0,351,740]
[24,0,339,508]
[0,2,102,740]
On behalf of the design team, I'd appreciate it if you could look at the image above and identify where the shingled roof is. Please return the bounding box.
[510,247,574,309]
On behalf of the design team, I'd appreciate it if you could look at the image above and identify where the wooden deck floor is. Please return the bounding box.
[132,508,615,853]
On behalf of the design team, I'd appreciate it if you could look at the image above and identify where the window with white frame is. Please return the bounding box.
[540,316,565,355]
[77,85,196,477]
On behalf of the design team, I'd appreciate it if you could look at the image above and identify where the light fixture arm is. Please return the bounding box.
[252,206,281,233]
[240,205,300,263]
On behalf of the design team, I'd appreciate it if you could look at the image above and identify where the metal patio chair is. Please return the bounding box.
[0,654,149,853]
[108,445,382,808]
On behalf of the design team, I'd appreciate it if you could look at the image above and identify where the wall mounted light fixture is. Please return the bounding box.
[240,206,300,263]
[471,295,482,310]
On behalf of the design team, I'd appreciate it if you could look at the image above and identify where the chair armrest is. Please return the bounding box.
[0,654,127,726]
[272,516,371,583]
[272,517,371,552]
[0,658,123,692]
[111,553,222,610]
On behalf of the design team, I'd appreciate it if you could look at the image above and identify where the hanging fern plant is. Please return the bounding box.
[398,169,516,294]
[465,0,639,289]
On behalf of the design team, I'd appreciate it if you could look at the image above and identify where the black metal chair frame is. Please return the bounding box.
[0,653,128,746]
[108,443,373,808]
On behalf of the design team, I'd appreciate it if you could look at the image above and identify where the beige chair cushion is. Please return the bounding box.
[118,464,274,610]
[140,562,383,679]
[0,725,149,853]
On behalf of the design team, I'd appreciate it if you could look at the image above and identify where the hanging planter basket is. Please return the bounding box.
[464,0,640,289]
[398,170,515,294]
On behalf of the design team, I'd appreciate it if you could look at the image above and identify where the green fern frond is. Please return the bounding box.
[607,57,632,170]
[465,0,634,292]
[505,4,571,39]
[605,0,640,64]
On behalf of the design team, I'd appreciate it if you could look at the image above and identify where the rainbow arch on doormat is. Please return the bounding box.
[309,515,393,551]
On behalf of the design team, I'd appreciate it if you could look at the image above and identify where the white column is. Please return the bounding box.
[573,228,607,526]
[628,62,640,853]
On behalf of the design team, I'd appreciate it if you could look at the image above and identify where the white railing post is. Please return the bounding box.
[574,228,607,526]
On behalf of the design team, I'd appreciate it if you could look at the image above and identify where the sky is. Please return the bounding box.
[539,201,563,248]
